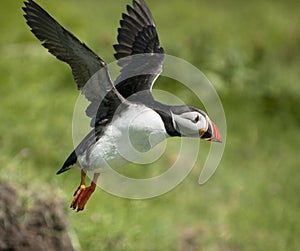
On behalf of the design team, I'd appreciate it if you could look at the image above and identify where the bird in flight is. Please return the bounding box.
[23,0,222,211]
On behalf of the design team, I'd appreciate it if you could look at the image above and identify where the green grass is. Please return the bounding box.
[1,0,300,250]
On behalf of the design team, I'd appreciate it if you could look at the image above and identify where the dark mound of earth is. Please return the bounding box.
[0,181,76,251]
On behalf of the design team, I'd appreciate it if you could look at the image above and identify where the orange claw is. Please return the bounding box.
[70,170,100,211]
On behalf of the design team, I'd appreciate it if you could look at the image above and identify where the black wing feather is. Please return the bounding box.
[114,0,164,97]
[23,1,124,120]
[23,0,106,90]
[23,0,126,174]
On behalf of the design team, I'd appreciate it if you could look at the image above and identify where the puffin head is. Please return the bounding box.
[170,106,222,142]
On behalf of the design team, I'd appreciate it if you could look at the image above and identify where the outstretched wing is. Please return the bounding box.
[23,0,123,123]
[114,0,164,98]
[23,0,128,174]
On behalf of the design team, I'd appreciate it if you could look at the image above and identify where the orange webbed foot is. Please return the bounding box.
[70,171,100,212]
[70,184,96,211]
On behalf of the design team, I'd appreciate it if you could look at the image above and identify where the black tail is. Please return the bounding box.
[56,151,77,175]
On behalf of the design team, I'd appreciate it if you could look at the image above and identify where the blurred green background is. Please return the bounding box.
[1,0,300,250]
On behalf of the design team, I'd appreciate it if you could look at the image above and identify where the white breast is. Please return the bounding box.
[78,104,167,171]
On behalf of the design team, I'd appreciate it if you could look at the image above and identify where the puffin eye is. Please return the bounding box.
[194,115,200,123]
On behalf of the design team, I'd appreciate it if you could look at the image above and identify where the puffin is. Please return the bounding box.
[23,0,222,211]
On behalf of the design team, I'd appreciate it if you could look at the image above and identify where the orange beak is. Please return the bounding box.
[209,121,222,143]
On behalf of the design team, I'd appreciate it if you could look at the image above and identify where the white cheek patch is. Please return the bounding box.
[178,112,207,131]
[197,114,207,131]
[197,117,207,131]
[172,112,206,136]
